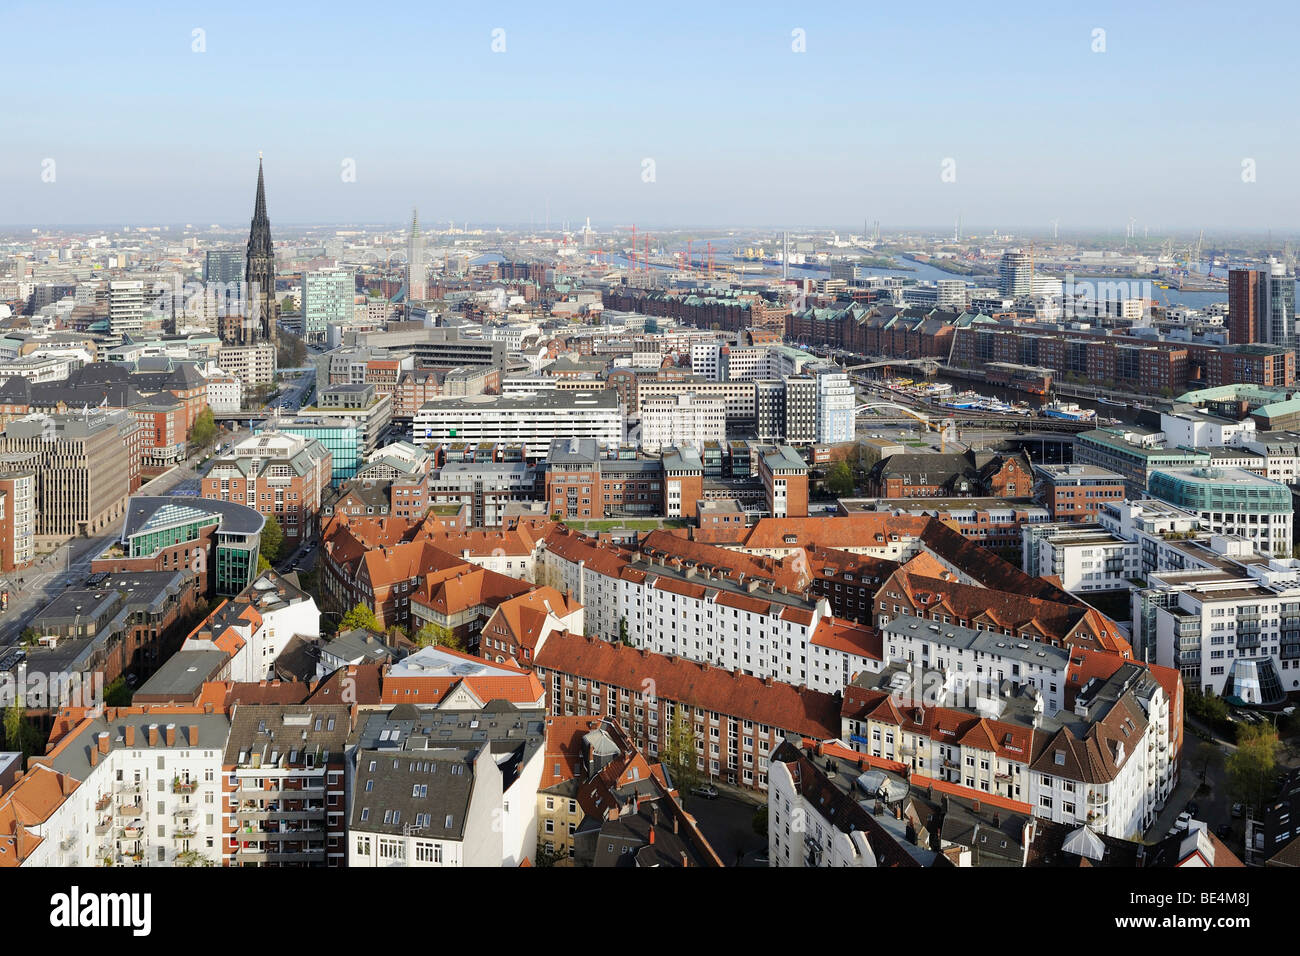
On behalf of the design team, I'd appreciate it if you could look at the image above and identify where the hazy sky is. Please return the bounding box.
[4,0,1300,233]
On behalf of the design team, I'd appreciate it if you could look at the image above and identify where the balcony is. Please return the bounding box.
[95,818,113,836]
[119,825,143,840]
[117,800,143,819]
[60,834,77,851]
[172,779,199,794]
[95,793,113,812]
[173,828,198,840]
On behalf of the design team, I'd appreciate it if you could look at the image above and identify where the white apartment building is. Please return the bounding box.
[767,752,881,867]
[880,619,1069,716]
[0,354,75,383]
[1147,467,1292,557]
[108,280,145,338]
[414,390,623,460]
[349,745,503,867]
[636,380,757,422]
[346,705,545,868]
[217,342,277,386]
[534,531,879,694]
[841,658,1174,840]
[204,372,243,414]
[180,572,320,682]
[19,711,231,867]
[1021,524,1141,592]
[1159,410,1255,449]
[1135,556,1300,702]
[814,366,855,444]
[639,392,726,453]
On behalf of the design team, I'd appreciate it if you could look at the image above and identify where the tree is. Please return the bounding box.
[618,616,630,645]
[1226,723,1278,810]
[534,841,563,867]
[824,460,855,498]
[190,408,217,449]
[19,627,40,648]
[752,804,769,839]
[175,850,215,867]
[1193,738,1224,781]
[257,553,272,574]
[2,705,46,762]
[339,603,380,633]
[661,709,700,797]
[259,515,284,564]
[104,677,133,708]
[415,621,463,652]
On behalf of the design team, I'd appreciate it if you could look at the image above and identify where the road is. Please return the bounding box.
[679,783,767,867]
[0,455,214,647]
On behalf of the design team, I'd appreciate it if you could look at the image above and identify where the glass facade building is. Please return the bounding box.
[258,419,359,485]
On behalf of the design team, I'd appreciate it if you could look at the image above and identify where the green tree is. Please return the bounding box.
[661,709,700,797]
[175,850,215,867]
[618,616,630,645]
[752,804,769,839]
[259,515,284,564]
[1226,723,1278,810]
[415,621,463,652]
[190,408,217,449]
[19,627,40,648]
[2,705,45,762]
[823,460,855,497]
[1193,738,1224,781]
[104,677,133,708]
[534,841,562,867]
[340,603,380,632]
[257,553,272,574]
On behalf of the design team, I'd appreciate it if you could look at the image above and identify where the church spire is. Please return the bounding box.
[243,156,277,345]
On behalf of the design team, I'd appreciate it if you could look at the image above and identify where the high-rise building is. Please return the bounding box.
[302,267,354,344]
[1229,259,1296,348]
[240,158,277,347]
[1264,258,1296,350]
[997,249,1032,297]
[108,280,145,338]
[812,364,856,444]
[203,249,244,286]
[406,208,427,305]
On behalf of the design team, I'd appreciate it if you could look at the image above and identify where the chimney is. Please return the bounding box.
[972,800,981,814]
[648,826,656,845]
[124,725,136,747]
[189,725,200,746]
[992,812,1000,828]
[680,850,689,867]
[673,814,679,834]
[165,723,177,746]
[96,732,110,755]
[89,748,98,767]
[147,724,159,746]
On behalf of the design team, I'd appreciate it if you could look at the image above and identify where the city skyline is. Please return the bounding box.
[5,1,1300,230]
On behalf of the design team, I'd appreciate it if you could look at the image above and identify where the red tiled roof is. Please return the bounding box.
[533,632,841,739]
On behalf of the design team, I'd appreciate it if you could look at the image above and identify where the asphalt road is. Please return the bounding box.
[0,455,209,646]
[681,785,767,867]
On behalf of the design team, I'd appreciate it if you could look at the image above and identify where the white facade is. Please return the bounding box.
[1160,411,1255,449]
[19,716,229,868]
[1021,524,1141,592]
[767,758,877,867]
[204,373,243,414]
[639,392,726,453]
[414,392,623,460]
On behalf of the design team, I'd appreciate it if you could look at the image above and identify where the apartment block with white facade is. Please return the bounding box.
[1134,555,1300,703]
[639,392,726,453]
[1021,524,1141,593]
[346,706,545,868]
[414,390,623,460]
[23,710,231,868]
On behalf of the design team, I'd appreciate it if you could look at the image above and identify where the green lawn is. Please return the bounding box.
[564,518,688,532]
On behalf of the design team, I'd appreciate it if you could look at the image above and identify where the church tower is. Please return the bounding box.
[243,156,277,345]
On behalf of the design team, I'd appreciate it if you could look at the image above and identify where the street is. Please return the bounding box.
[680,785,767,867]
[0,427,251,647]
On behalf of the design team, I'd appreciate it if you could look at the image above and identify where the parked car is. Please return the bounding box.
[1174,811,1192,831]
[1184,801,1199,817]
[1215,824,1233,840]
[691,784,719,800]
[1231,803,1244,818]
[753,848,770,865]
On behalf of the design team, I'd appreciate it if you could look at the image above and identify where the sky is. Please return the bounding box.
[3,0,1300,234]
